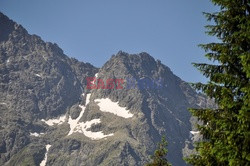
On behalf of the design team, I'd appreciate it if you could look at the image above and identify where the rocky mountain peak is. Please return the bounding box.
[0,13,213,166]
[99,51,173,83]
[0,12,28,42]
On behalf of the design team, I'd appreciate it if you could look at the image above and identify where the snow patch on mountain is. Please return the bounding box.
[67,103,87,136]
[67,93,113,139]
[35,74,42,78]
[41,93,124,139]
[85,93,91,106]
[95,73,99,78]
[41,115,67,126]
[190,131,201,141]
[90,73,99,84]
[94,98,133,118]
[77,118,114,140]
[30,132,44,137]
[40,144,51,166]
[190,131,200,135]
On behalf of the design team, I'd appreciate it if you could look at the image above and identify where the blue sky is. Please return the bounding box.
[0,0,218,83]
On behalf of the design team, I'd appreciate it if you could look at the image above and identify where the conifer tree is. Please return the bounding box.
[186,0,250,165]
[146,136,171,166]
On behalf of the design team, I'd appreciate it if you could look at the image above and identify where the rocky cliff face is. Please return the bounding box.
[0,12,212,166]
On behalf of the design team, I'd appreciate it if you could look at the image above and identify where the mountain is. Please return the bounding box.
[0,12,213,166]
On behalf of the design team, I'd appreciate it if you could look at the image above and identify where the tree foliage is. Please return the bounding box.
[146,136,171,166]
[186,0,250,165]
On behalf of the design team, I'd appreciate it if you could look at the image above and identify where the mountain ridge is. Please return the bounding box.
[0,12,213,166]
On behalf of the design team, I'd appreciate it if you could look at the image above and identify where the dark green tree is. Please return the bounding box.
[146,136,171,166]
[186,0,250,165]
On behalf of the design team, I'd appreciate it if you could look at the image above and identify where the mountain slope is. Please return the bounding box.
[0,12,213,166]
[79,51,213,165]
[0,12,98,165]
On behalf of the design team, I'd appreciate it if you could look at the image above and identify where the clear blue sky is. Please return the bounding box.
[0,0,218,83]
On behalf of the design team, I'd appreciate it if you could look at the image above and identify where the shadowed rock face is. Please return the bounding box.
[0,12,213,166]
